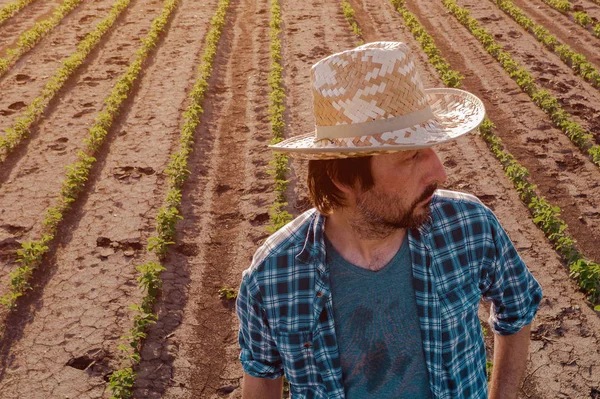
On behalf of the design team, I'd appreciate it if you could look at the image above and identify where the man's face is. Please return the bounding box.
[353,148,448,230]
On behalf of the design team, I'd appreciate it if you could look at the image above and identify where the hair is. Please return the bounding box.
[307,156,374,215]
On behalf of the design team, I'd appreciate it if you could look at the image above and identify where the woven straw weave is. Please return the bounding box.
[271,42,485,159]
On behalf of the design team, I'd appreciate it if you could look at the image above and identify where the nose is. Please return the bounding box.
[423,148,447,185]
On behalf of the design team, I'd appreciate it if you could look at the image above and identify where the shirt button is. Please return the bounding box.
[303,342,312,348]
[316,292,323,297]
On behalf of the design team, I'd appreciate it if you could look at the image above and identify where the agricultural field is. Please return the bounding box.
[0,0,598,397]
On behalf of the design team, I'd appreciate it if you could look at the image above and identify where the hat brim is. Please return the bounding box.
[269,88,485,160]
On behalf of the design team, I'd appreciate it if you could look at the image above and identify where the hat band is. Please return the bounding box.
[315,106,434,140]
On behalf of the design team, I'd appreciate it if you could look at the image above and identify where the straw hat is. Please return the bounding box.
[269,42,485,159]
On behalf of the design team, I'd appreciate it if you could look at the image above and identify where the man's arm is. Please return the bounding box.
[488,323,532,399]
[242,373,283,399]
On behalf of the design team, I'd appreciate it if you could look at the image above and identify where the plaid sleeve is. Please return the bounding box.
[236,270,284,379]
[481,208,543,336]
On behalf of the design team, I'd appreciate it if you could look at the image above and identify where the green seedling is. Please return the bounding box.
[218,287,238,301]
[341,0,363,45]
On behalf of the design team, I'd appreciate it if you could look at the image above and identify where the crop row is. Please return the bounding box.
[107,0,232,396]
[0,0,175,322]
[541,0,600,38]
[440,0,600,166]
[340,0,363,45]
[0,0,83,77]
[0,0,37,26]
[490,0,600,89]
[0,0,133,161]
[388,0,463,88]
[388,0,599,305]
[266,0,291,233]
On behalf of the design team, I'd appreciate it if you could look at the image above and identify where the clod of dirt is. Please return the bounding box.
[8,101,26,111]
[99,248,114,258]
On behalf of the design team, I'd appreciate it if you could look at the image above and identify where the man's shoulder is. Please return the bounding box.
[431,189,489,216]
[243,208,319,279]
[430,190,496,230]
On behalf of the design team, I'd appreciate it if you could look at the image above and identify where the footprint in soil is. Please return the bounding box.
[73,109,96,118]
[105,56,128,66]
[507,30,521,39]
[310,46,329,58]
[296,14,317,21]
[79,14,95,24]
[217,211,243,221]
[250,212,269,226]
[0,237,21,260]
[15,74,32,83]
[175,242,199,256]
[66,349,111,377]
[216,184,232,194]
[479,14,502,23]
[443,159,458,168]
[112,166,155,181]
[8,101,26,111]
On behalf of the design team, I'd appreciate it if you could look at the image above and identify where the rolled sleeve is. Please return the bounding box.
[236,271,284,379]
[482,210,543,336]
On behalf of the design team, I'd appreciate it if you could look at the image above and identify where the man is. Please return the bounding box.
[236,42,542,398]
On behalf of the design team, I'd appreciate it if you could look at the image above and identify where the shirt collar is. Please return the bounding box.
[294,198,437,270]
[295,210,327,275]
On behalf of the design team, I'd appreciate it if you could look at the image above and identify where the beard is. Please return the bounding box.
[351,184,438,239]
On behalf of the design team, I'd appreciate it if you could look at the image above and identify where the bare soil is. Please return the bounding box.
[0,0,598,397]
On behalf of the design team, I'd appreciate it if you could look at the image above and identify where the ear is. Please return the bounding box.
[328,170,360,206]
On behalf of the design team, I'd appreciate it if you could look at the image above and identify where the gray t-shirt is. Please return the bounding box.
[326,235,433,398]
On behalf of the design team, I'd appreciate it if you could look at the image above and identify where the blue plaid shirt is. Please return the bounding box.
[237,190,542,398]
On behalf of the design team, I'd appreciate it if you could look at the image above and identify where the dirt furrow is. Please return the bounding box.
[394,0,600,269]
[458,0,600,140]
[0,0,62,52]
[348,0,600,396]
[127,0,272,397]
[0,0,164,304]
[0,0,119,133]
[0,0,223,397]
[280,0,358,214]
[508,0,600,67]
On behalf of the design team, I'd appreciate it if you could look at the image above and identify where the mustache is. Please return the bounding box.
[415,184,438,204]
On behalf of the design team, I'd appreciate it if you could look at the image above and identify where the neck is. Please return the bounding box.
[324,208,407,271]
